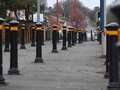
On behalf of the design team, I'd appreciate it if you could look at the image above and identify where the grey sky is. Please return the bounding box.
[47,0,115,10]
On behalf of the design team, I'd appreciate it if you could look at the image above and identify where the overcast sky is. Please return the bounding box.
[47,0,115,10]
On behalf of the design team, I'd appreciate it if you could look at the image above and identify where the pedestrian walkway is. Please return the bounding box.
[1,41,107,90]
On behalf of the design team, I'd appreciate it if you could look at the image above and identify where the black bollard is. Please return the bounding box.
[91,30,94,41]
[68,27,72,47]
[20,22,26,49]
[52,25,59,53]
[4,22,10,52]
[31,24,36,47]
[57,31,60,43]
[84,31,87,41]
[78,28,82,43]
[62,26,67,50]
[8,20,20,75]
[0,18,6,85]
[104,28,110,78]
[41,25,45,45]
[74,29,77,44]
[71,28,75,46]
[81,28,84,42]
[34,23,44,63]
[105,23,120,90]
[98,31,102,44]
[82,30,87,42]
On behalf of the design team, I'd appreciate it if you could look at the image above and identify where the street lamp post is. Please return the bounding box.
[37,0,41,23]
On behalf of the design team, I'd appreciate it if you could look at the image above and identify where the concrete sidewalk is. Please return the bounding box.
[0,41,107,90]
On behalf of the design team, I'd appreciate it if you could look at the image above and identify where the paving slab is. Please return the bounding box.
[0,41,108,90]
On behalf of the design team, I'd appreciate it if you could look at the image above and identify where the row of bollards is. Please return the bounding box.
[0,17,88,85]
[51,25,88,53]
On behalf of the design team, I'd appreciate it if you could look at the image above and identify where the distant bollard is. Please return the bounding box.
[4,22,10,52]
[85,31,87,41]
[98,30,102,44]
[81,28,84,42]
[96,28,99,41]
[62,26,67,50]
[20,22,26,49]
[34,23,44,63]
[31,24,36,47]
[74,29,77,44]
[68,27,72,47]
[105,22,120,90]
[0,17,6,85]
[8,20,20,75]
[78,28,82,43]
[91,30,94,41]
[83,30,87,41]
[52,25,59,53]
[57,30,60,43]
[71,28,75,46]
[41,25,45,45]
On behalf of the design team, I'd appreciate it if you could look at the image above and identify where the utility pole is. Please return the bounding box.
[100,0,104,31]
[102,0,106,57]
[56,0,59,25]
[100,0,106,57]
[37,0,40,22]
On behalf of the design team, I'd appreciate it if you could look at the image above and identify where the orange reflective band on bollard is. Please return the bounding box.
[32,26,36,30]
[10,26,18,31]
[53,28,58,31]
[5,26,9,30]
[36,26,42,31]
[78,29,82,32]
[69,28,74,31]
[41,26,44,31]
[0,25,4,30]
[117,28,120,42]
[63,26,66,29]
[104,30,118,36]
[36,23,43,31]
[52,26,59,31]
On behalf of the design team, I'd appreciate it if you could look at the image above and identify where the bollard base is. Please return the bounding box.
[78,41,82,43]
[42,43,45,46]
[107,82,120,90]
[8,68,20,75]
[68,44,72,48]
[99,55,106,58]
[62,46,67,50]
[31,43,35,47]
[4,48,10,52]
[104,72,109,79]
[34,57,44,63]
[20,45,26,49]
[52,49,58,53]
[0,76,6,85]
[72,44,75,46]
